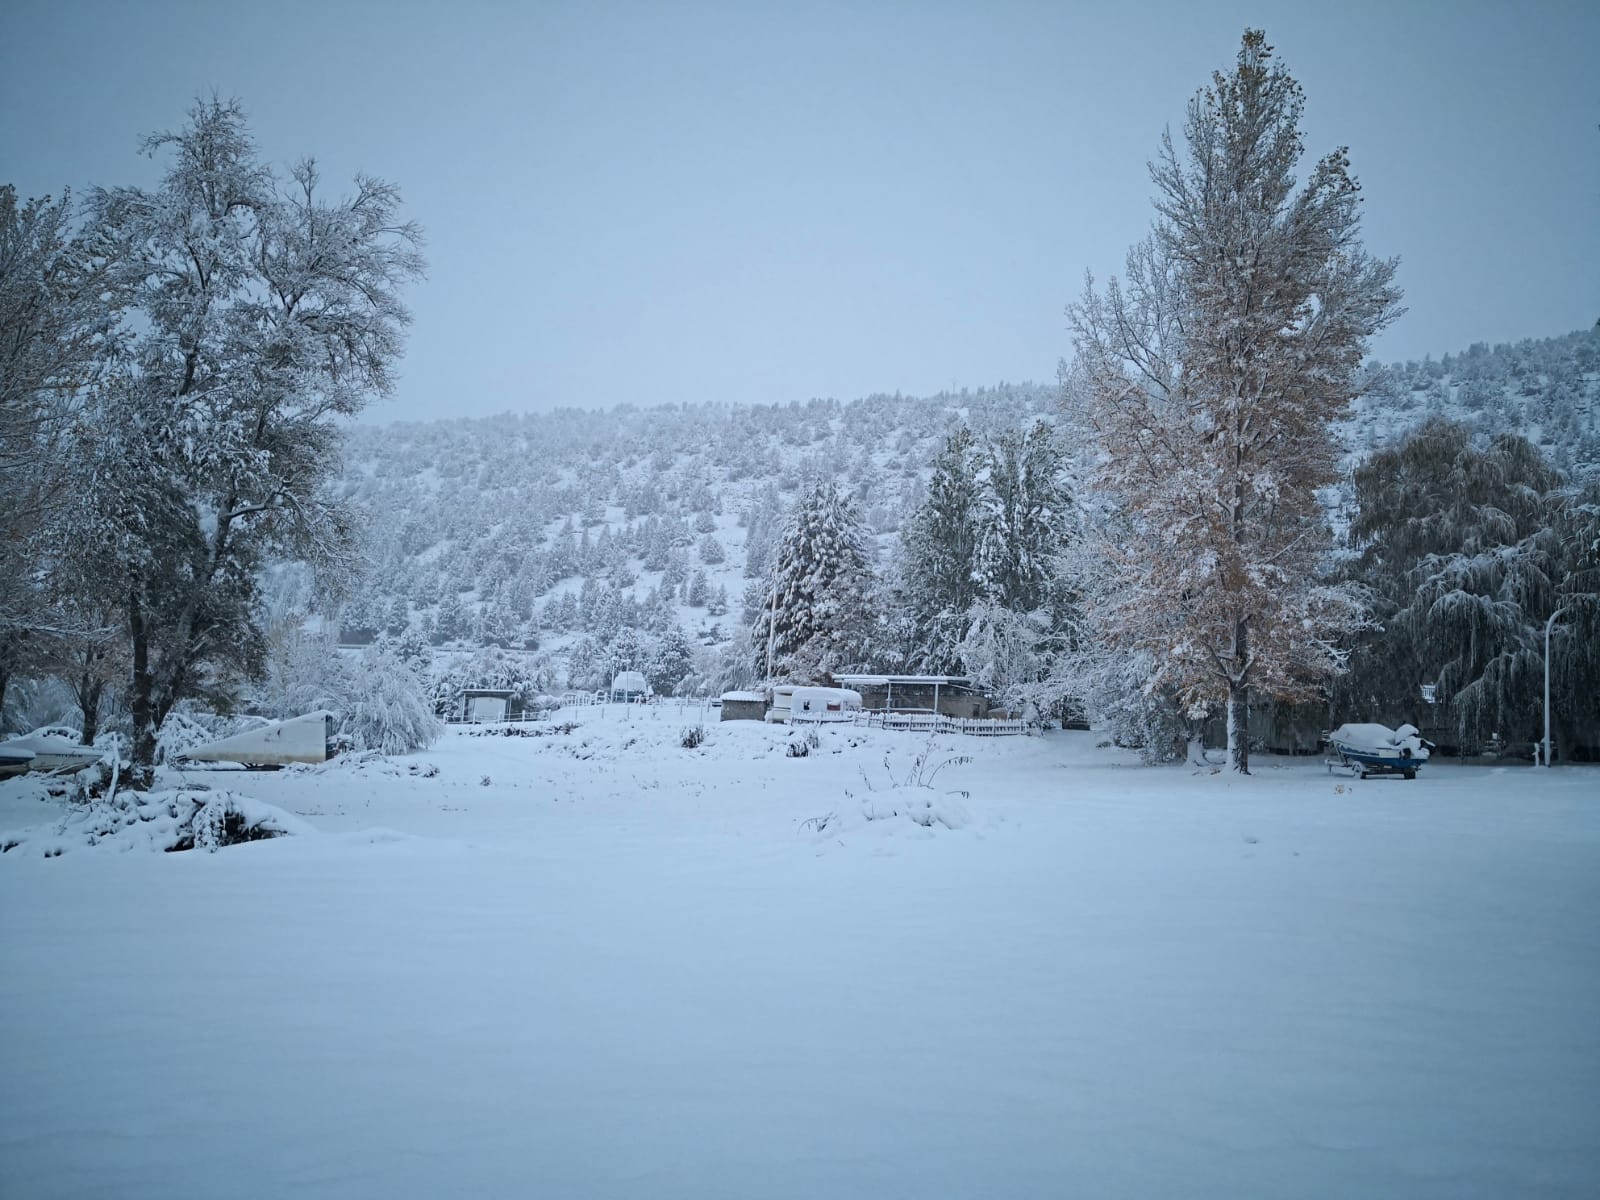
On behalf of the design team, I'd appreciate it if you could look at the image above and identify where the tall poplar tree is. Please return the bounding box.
[1068,30,1402,772]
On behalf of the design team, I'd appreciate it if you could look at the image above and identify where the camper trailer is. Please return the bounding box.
[767,686,863,724]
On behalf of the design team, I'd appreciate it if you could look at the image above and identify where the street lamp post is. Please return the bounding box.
[1543,607,1570,768]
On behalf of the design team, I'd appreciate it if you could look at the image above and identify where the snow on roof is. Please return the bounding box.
[830,674,973,686]
[610,671,649,692]
[720,691,767,703]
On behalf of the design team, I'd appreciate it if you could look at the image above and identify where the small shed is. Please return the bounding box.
[608,671,652,703]
[719,690,768,721]
[461,688,522,723]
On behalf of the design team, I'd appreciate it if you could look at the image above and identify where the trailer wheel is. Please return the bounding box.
[1359,771,1369,780]
[1403,770,1415,781]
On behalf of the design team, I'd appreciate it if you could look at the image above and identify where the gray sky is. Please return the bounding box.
[3,0,1596,421]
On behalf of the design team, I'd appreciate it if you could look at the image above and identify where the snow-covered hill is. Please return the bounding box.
[327,330,1599,668]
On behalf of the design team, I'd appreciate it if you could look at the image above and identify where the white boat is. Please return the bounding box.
[182,712,337,769]
[0,746,37,778]
[1326,723,1432,779]
[0,727,102,774]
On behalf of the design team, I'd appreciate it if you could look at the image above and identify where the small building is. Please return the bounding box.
[608,670,652,703]
[831,675,993,719]
[460,688,524,723]
[719,690,769,721]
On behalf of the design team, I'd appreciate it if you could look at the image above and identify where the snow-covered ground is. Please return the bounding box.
[2,707,1597,1199]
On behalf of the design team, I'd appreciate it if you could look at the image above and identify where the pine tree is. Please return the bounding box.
[646,627,695,696]
[899,428,983,671]
[974,421,1072,614]
[687,568,710,608]
[1067,30,1401,772]
[749,480,875,680]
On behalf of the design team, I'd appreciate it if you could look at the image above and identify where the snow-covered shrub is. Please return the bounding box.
[1,789,309,856]
[859,788,972,830]
[680,725,706,749]
[346,645,443,755]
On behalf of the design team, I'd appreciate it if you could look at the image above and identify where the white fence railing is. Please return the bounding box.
[791,710,1031,737]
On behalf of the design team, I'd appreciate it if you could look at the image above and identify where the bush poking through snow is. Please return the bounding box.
[859,788,972,830]
[785,729,821,758]
[680,725,706,749]
[812,736,976,840]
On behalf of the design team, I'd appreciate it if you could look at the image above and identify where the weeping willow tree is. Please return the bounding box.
[1343,418,1598,755]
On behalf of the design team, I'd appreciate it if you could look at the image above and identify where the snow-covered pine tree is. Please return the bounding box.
[686,568,710,608]
[1067,30,1401,772]
[749,480,875,680]
[698,533,726,565]
[899,427,983,672]
[646,627,695,696]
[974,421,1073,615]
[81,99,423,786]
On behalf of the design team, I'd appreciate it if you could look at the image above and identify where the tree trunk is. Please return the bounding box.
[77,670,103,747]
[1227,681,1251,774]
[1227,619,1251,774]
[127,587,157,791]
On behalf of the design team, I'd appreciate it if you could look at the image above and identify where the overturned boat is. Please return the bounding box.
[1326,723,1432,780]
[181,712,337,769]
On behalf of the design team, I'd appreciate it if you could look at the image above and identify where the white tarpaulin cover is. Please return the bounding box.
[1328,723,1429,759]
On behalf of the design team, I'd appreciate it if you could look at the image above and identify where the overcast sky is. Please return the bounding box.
[4,0,1596,422]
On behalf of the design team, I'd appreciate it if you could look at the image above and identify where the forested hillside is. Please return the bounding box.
[328,329,1600,683]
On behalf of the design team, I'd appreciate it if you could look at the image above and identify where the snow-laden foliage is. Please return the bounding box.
[1341,419,1599,756]
[0,789,309,856]
[749,480,876,681]
[0,186,121,720]
[255,624,352,721]
[58,98,423,785]
[346,645,443,756]
[898,427,985,671]
[897,422,1075,680]
[1066,31,1402,772]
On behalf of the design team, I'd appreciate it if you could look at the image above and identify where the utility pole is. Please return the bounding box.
[1542,607,1569,768]
[765,585,778,683]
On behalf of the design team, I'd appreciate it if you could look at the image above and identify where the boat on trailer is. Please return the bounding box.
[1325,723,1432,780]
